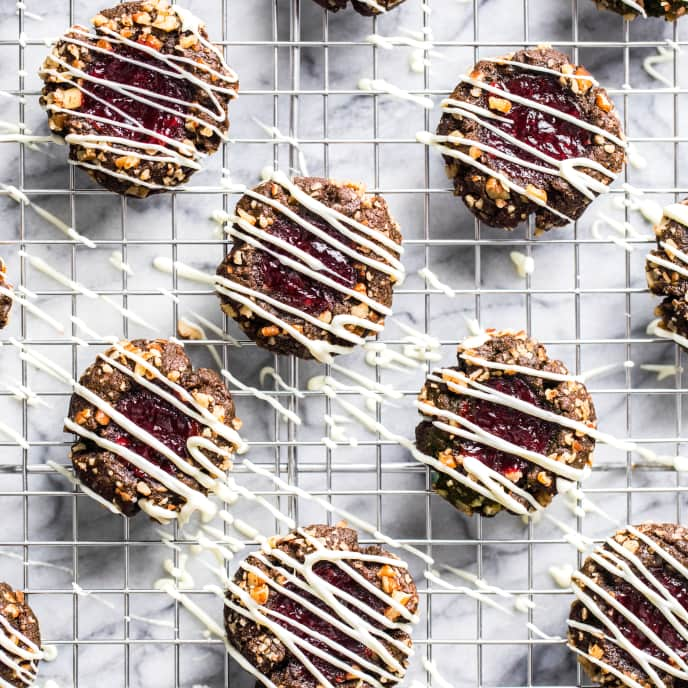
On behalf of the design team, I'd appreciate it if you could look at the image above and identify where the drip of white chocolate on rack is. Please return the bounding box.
[41,5,238,190]
[162,171,404,363]
[569,525,688,688]
[417,57,625,224]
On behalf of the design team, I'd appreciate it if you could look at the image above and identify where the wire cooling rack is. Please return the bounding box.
[0,0,687,686]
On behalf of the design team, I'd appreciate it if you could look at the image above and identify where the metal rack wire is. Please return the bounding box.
[0,0,686,686]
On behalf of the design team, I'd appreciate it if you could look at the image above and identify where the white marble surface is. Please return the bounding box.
[0,0,687,686]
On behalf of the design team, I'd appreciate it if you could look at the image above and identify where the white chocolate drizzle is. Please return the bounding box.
[509,251,535,277]
[0,600,48,687]
[0,183,95,248]
[418,267,456,297]
[643,41,680,90]
[357,78,434,109]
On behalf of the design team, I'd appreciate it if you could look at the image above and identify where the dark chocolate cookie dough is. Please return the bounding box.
[415,329,596,517]
[39,0,238,197]
[67,338,241,518]
[0,259,12,330]
[592,0,687,20]
[0,582,42,688]
[646,199,688,346]
[216,176,403,360]
[224,524,418,688]
[569,522,688,688]
[312,0,406,15]
[434,46,625,232]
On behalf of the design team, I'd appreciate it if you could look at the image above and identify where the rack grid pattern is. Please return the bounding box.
[0,0,687,686]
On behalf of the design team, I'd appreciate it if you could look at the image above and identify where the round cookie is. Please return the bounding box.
[39,0,238,197]
[66,338,242,519]
[311,0,406,14]
[591,0,687,20]
[432,46,625,232]
[216,174,403,361]
[224,524,418,688]
[0,582,43,688]
[646,200,688,347]
[569,522,688,688]
[0,259,12,330]
[415,329,597,517]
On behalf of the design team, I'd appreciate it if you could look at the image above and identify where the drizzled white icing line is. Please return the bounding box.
[457,74,625,149]
[619,0,647,16]
[220,368,300,425]
[436,366,685,471]
[640,364,681,382]
[418,132,572,223]
[19,251,98,299]
[643,42,680,89]
[482,58,599,86]
[252,118,308,176]
[154,258,369,363]
[358,78,434,110]
[259,367,304,398]
[0,613,45,687]
[0,183,95,248]
[648,318,688,352]
[109,251,134,276]
[418,267,456,297]
[662,202,688,228]
[47,460,123,515]
[0,286,64,334]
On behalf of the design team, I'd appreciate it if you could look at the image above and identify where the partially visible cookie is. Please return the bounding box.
[433,46,625,232]
[312,0,406,15]
[569,522,688,687]
[591,0,687,20]
[0,582,43,688]
[225,524,418,688]
[39,0,239,197]
[216,175,403,361]
[0,258,12,330]
[415,329,597,517]
[66,338,242,519]
[646,199,688,345]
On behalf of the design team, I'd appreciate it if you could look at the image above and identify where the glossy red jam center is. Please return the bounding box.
[82,45,192,144]
[612,566,688,659]
[265,560,386,683]
[457,376,555,478]
[103,386,200,478]
[481,73,591,180]
[256,214,356,316]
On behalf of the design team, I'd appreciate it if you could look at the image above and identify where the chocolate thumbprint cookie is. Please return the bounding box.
[216,173,403,361]
[646,199,688,348]
[40,0,238,197]
[0,583,44,688]
[428,46,625,232]
[0,259,12,330]
[224,524,419,688]
[415,329,597,517]
[66,339,243,521]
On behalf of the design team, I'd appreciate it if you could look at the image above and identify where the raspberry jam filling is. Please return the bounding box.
[457,376,556,479]
[612,566,688,659]
[103,386,200,478]
[265,560,386,683]
[481,73,591,182]
[256,214,357,316]
[82,45,193,144]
